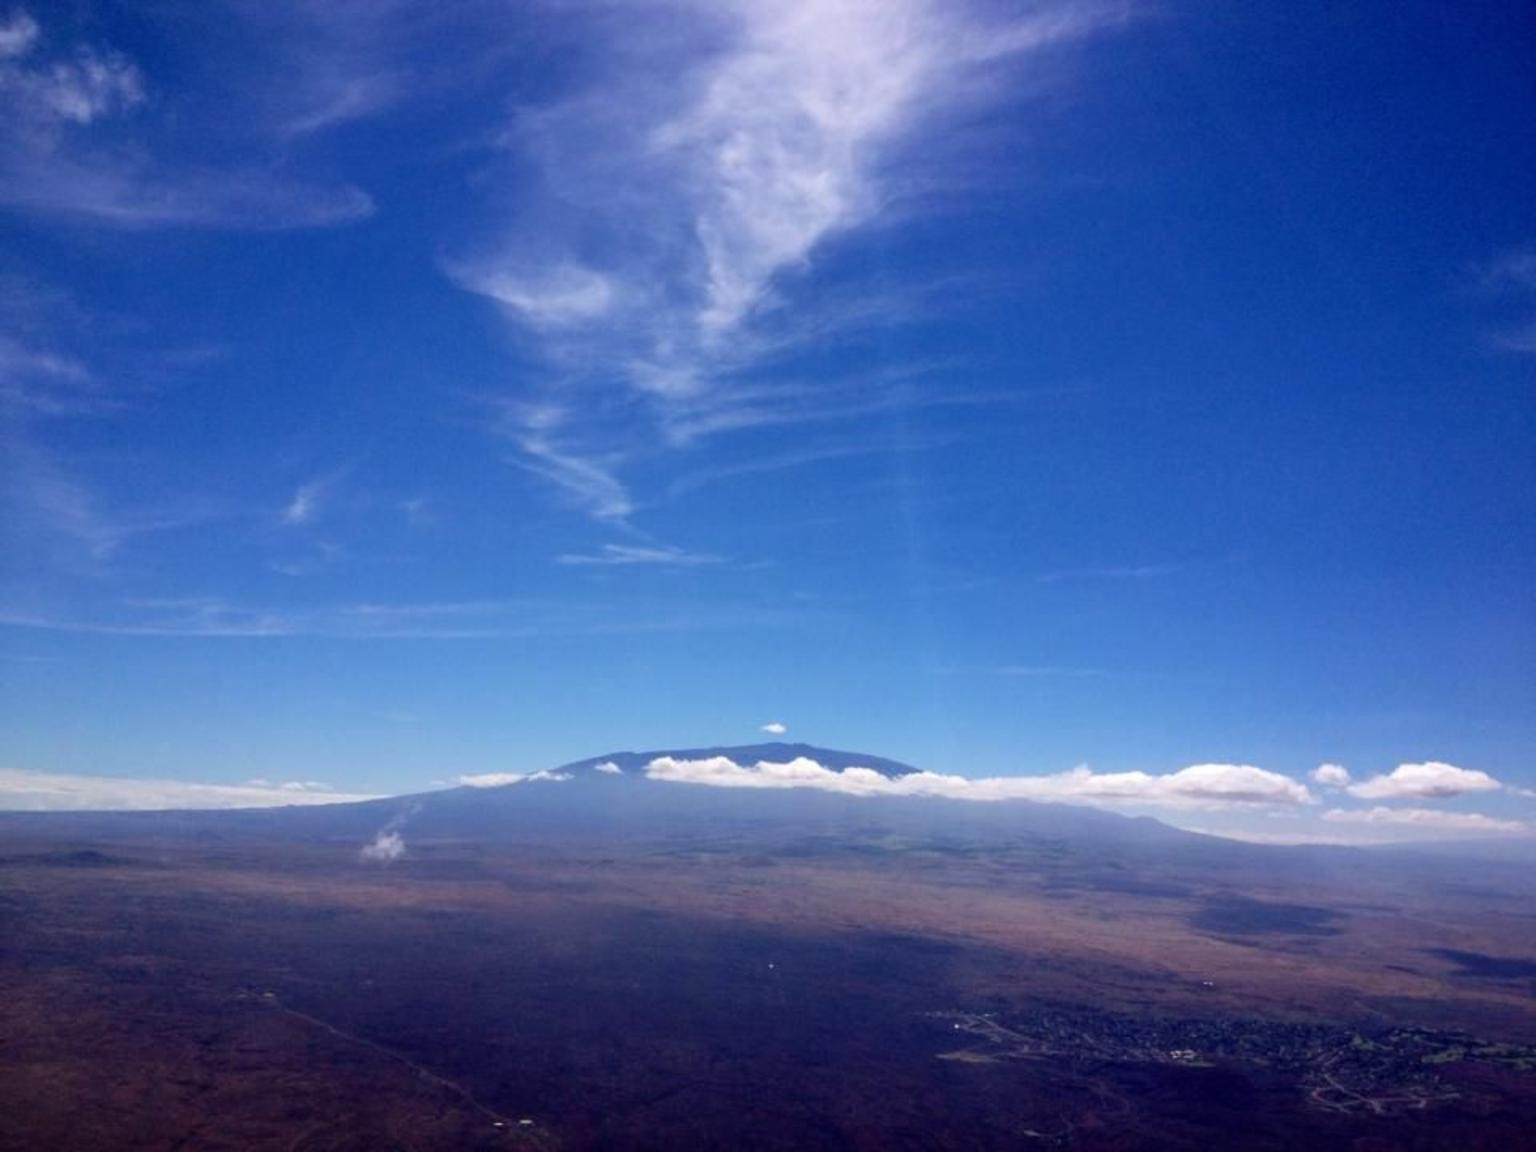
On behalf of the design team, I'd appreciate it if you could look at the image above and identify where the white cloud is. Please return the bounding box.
[760,722,788,735]
[557,543,723,567]
[462,0,1119,516]
[454,769,571,788]
[1346,762,1503,801]
[0,767,378,811]
[644,755,1314,810]
[1312,763,1350,787]
[360,830,406,862]
[593,761,624,774]
[1322,807,1526,837]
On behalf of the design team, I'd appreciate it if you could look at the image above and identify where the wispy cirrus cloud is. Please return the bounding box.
[510,431,635,522]
[0,336,108,416]
[282,483,323,526]
[0,7,371,229]
[0,435,213,575]
[456,0,1122,519]
[281,473,345,526]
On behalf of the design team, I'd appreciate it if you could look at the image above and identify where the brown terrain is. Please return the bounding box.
[2,773,1535,1150]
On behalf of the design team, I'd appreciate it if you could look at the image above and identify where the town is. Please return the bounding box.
[928,1005,1536,1117]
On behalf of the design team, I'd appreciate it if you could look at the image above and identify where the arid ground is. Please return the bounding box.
[2,797,1535,1151]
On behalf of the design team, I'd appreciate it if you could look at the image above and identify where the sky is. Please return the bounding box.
[1,0,1532,842]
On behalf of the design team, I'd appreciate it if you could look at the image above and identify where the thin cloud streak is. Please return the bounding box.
[0,595,818,639]
[1032,563,1183,585]
[1322,807,1526,836]
[0,766,379,811]
[557,543,723,567]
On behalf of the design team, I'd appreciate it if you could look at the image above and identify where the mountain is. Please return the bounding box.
[555,741,919,779]
[8,746,1536,1152]
[0,742,1192,855]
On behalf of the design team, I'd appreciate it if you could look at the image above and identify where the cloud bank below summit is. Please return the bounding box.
[644,755,1314,809]
[1,756,1524,843]
[638,754,1530,837]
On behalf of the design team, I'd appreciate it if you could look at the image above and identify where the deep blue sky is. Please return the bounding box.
[1,1,1532,839]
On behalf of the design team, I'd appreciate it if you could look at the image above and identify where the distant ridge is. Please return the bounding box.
[555,742,919,781]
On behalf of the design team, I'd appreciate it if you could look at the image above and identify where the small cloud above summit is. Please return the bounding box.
[760,722,788,735]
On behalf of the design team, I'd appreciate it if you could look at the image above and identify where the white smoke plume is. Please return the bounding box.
[360,803,417,864]
[360,830,405,863]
